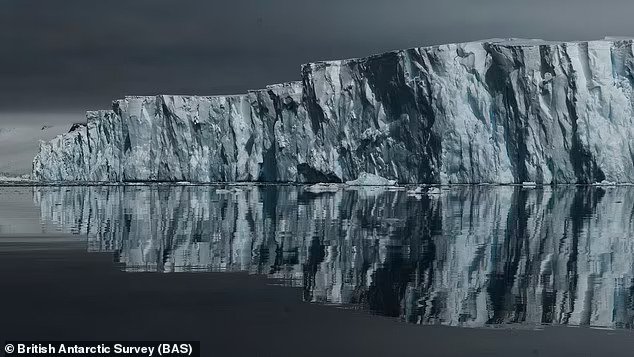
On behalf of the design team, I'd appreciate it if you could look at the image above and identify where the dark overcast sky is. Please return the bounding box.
[1,0,634,114]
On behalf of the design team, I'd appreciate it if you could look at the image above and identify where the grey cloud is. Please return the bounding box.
[1,0,634,115]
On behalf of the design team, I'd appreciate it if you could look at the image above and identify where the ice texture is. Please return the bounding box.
[32,123,89,181]
[87,110,123,181]
[32,38,634,184]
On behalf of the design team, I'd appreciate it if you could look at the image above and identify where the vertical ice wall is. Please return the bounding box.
[32,123,90,181]
[32,38,634,184]
[301,39,634,183]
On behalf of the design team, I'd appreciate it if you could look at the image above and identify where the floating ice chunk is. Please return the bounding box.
[407,186,425,199]
[408,186,425,194]
[427,187,442,195]
[346,172,397,186]
[0,174,34,183]
[593,180,617,186]
[306,183,341,193]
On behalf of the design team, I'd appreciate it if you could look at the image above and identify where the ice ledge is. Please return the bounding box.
[303,36,634,68]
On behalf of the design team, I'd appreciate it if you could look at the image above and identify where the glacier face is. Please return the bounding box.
[87,110,123,181]
[114,94,257,182]
[32,123,90,181]
[33,38,634,183]
[302,38,634,184]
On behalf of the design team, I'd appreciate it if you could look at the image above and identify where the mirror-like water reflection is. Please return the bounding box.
[31,185,634,329]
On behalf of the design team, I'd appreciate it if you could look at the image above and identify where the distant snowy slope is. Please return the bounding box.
[0,124,69,177]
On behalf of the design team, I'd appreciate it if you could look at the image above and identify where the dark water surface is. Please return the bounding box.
[2,184,634,356]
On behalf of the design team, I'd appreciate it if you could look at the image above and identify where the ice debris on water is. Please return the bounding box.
[345,172,398,186]
[306,183,341,193]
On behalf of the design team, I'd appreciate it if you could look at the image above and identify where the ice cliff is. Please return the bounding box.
[33,37,634,184]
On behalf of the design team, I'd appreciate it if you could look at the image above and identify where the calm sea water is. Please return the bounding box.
[3,184,634,330]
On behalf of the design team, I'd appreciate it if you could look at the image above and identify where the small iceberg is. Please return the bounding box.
[305,183,341,193]
[0,174,34,183]
[345,172,397,186]
[593,180,617,186]
[427,187,442,195]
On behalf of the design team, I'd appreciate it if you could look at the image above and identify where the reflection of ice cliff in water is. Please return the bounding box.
[34,185,634,329]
